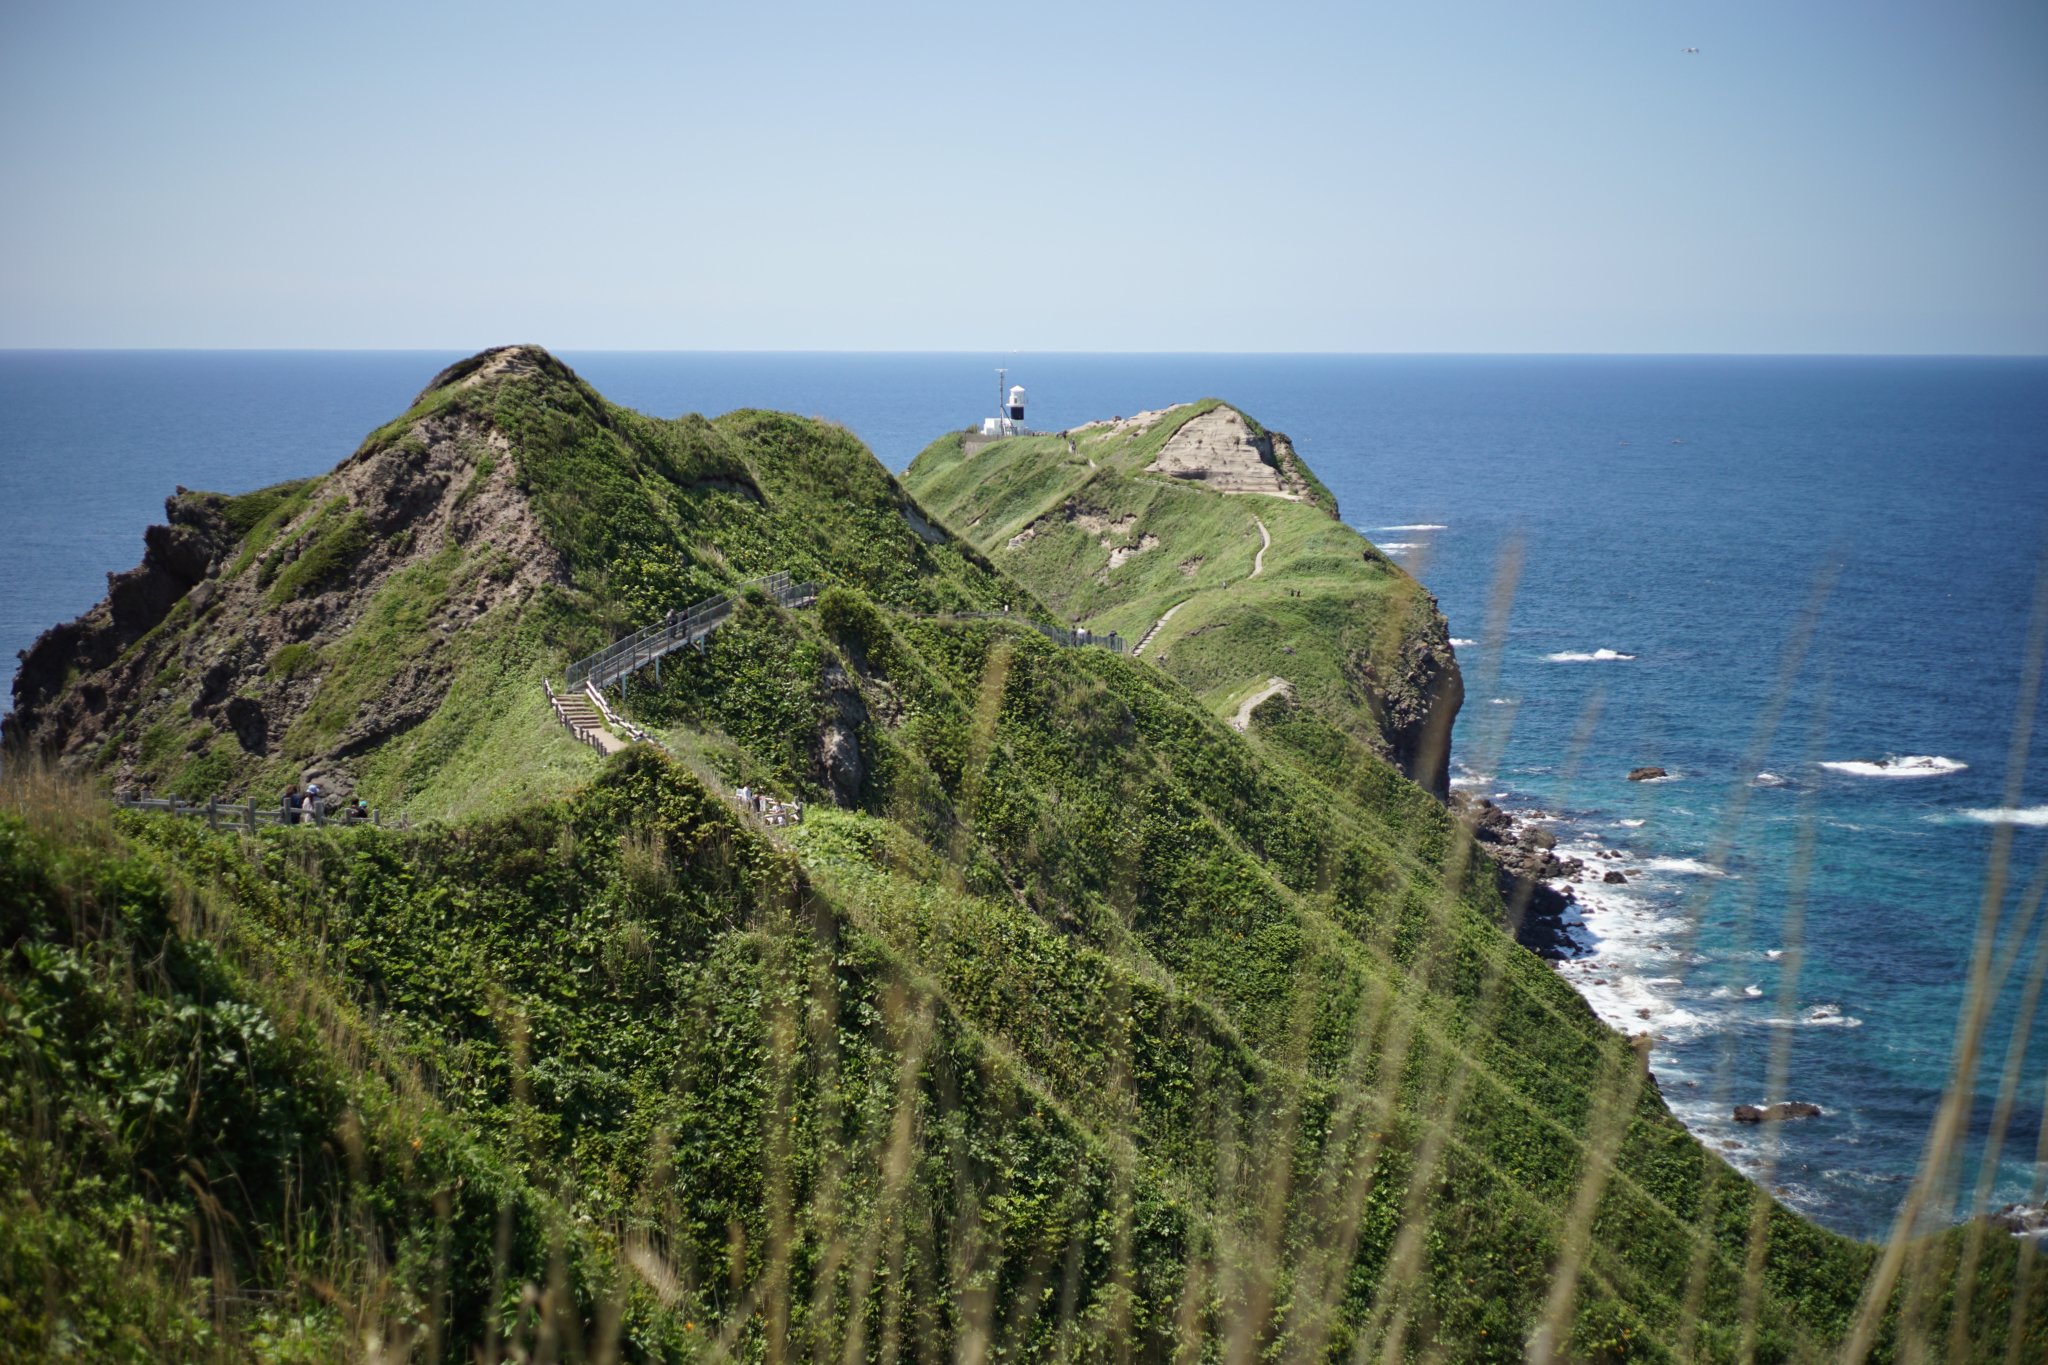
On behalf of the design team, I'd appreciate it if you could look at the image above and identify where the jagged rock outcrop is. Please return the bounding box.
[818,665,868,806]
[1451,792,1591,957]
[1734,1102,1823,1123]
[1342,610,1464,801]
[4,346,571,803]
[8,491,240,745]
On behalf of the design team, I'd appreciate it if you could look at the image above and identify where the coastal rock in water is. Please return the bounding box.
[1604,869,1628,884]
[1986,1204,2048,1240]
[1628,766,1668,782]
[1450,791,1588,958]
[1733,1102,1822,1123]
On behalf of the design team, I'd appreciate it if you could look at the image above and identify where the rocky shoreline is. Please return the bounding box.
[1453,791,1589,959]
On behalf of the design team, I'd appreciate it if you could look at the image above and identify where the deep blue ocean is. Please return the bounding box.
[4,350,2046,1241]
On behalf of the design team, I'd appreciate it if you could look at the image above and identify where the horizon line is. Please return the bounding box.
[2,346,2045,360]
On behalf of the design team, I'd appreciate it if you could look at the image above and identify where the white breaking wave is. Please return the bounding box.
[1378,524,1447,530]
[1641,857,1729,877]
[1449,638,1476,647]
[1744,984,1764,998]
[1754,772,1788,787]
[1768,1006,1864,1028]
[1956,806,2048,826]
[1617,818,1646,827]
[1546,648,1636,662]
[1377,542,1420,551]
[1821,755,1968,779]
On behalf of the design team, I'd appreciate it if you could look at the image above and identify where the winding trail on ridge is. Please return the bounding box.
[1136,518,1271,660]
[1231,677,1292,731]
[1134,599,1191,656]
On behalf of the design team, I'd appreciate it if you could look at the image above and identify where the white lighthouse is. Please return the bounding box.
[981,369,1029,438]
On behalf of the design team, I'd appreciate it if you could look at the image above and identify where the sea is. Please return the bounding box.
[4,350,2047,1243]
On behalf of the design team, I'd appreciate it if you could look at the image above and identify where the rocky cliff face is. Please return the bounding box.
[1341,598,1464,800]
[4,349,567,805]
[9,490,241,744]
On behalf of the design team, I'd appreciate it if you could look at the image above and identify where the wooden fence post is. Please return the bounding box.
[246,797,257,832]
[207,797,219,831]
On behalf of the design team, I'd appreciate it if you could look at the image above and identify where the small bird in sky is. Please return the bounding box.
[1683,47,1700,54]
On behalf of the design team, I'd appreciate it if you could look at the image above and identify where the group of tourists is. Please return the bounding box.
[279,782,372,825]
[734,785,802,828]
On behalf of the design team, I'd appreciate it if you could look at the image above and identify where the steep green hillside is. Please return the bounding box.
[902,404,1461,797]
[2,350,2038,1364]
[6,347,1024,823]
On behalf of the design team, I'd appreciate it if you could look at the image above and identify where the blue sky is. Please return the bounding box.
[2,0,2042,352]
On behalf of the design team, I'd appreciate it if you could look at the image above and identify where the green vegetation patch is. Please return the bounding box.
[267,507,370,603]
[224,477,323,579]
[134,722,183,773]
[266,642,318,678]
[218,477,316,535]
[455,448,497,506]
[166,740,238,801]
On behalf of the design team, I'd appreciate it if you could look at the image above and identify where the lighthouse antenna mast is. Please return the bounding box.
[995,367,1006,420]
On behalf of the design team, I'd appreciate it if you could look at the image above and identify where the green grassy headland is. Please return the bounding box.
[0,350,2037,1363]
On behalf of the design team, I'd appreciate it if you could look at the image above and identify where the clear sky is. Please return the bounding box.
[2,0,2042,353]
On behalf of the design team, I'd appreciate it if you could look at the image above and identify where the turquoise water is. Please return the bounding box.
[4,350,2046,1240]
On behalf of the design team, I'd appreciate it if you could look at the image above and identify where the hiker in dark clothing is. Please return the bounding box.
[281,784,302,825]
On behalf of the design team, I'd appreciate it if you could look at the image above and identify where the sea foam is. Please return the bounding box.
[1641,857,1728,877]
[1820,755,1968,778]
[1449,638,1477,647]
[1545,648,1636,662]
[1378,524,1447,530]
[1956,806,2048,826]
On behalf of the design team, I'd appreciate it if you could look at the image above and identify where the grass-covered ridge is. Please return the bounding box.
[5,349,2041,1363]
[15,346,1043,826]
[902,402,1460,796]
